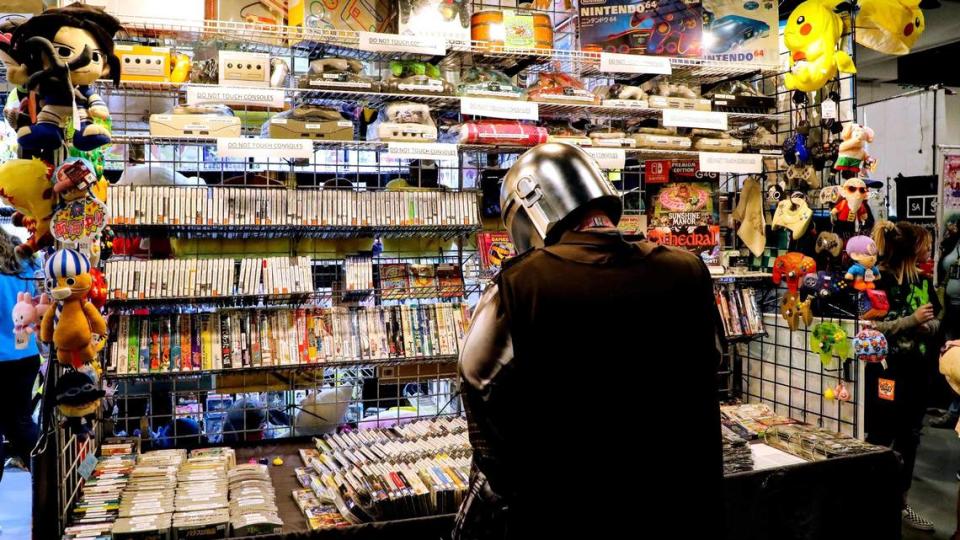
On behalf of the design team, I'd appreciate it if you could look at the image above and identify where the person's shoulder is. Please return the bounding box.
[635,241,708,277]
[498,247,542,277]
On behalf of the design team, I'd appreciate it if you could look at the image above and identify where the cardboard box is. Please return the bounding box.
[398,0,470,43]
[702,0,778,64]
[60,0,205,27]
[578,0,703,57]
[288,0,390,33]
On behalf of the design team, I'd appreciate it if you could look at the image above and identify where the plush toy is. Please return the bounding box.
[35,292,52,318]
[783,0,856,92]
[834,123,874,176]
[55,368,104,440]
[8,3,121,152]
[0,158,55,259]
[856,0,924,55]
[811,322,851,365]
[39,248,107,368]
[845,235,880,290]
[88,267,107,310]
[831,178,870,227]
[835,381,851,401]
[12,291,38,350]
[772,252,818,293]
[854,327,888,363]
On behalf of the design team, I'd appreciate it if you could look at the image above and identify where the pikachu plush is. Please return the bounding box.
[40,248,107,368]
[784,0,856,92]
[856,0,924,55]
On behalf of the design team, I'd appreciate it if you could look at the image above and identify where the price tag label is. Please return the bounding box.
[359,32,446,56]
[460,97,539,120]
[386,142,459,161]
[662,109,728,130]
[583,147,625,170]
[79,452,98,481]
[699,152,763,174]
[217,138,314,160]
[821,99,838,121]
[599,52,672,75]
[187,86,285,109]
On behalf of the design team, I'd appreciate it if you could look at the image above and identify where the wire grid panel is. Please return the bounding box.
[58,427,99,527]
[742,312,862,437]
[103,362,462,448]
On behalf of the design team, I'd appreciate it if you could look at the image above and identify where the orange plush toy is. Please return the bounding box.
[39,248,106,368]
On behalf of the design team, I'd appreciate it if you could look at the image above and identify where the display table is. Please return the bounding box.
[234,441,901,540]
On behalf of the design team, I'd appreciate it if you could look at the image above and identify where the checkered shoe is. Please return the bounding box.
[902,505,935,531]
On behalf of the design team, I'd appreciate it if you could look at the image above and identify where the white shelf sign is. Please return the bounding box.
[583,147,626,170]
[386,142,458,161]
[187,86,286,109]
[460,97,539,120]
[599,52,672,75]
[662,109,728,130]
[699,152,763,174]
[217,138,314,160]
[359,32,446,56]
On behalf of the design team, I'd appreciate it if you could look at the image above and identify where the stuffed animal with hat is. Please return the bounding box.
[856,0,924,55]
[844,235,880,290]
[831,178,870,228]
[811,322,851,365]
[0,158,55,259]
[55,367,104,440]
[854,327,888,363]
[39,248,107,368]
[783,0,856,92]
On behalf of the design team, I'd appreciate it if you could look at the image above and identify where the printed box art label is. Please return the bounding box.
[579,0,703,57]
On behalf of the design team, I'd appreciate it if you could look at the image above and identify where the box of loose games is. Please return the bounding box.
[408,264,437,298]
[436,264,463,298]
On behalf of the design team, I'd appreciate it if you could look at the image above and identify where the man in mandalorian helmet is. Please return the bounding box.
[455,143,725,539]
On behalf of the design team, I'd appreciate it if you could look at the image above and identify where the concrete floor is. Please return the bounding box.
[904,418,960,540]
[0,469,30,539]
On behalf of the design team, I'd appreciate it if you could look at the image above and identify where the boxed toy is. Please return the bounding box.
[288,0,391,33]
[702,0,778,63]
[398,0,471,43]
[578,0,703,57]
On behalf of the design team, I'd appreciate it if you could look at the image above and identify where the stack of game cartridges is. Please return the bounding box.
[63,441,138,540]
[227,464,283,536]
[112,449,184,539]
[170,449,232,539]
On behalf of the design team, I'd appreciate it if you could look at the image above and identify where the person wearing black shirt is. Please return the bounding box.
[453,143,724,539]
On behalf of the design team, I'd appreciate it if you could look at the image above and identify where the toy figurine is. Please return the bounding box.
[0,158,56,259]
[834,123,874,176]
[8,3,121,152]
[845,235,880,290]
[831,178,870,229]
[39,248,107,368]
[12,291,38,350]
[55,368,104,440]
[783,0,856,92]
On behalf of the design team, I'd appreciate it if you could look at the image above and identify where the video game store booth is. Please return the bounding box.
[3,0,960,538]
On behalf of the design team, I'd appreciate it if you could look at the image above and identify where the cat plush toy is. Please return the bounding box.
[39,248,106,368]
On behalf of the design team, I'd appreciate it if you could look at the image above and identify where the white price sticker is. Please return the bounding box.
[358,32,446,56]
[699,152,763,174]
[583,147,626,170]
[662,109,728,130]
[187,86,285,109]
[217,138,314,160]
[460,97,539,120]
[386,142,458,161]
[599,52,672,75]
[821,100,838,121]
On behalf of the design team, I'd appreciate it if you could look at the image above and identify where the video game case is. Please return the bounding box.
[220,313,233,369]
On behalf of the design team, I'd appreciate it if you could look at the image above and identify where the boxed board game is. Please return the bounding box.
[702,0,778,64]
[578,0,703,57]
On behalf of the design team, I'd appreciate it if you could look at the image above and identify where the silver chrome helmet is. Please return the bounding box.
[500,142,622,253]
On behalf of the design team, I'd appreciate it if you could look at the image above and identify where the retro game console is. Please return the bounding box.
[150,105,242,138]
[631,130,692,150]
[589,130,636,148]
[218,51,271,87]
[369,102,437,142]
[265,106,355,140]
[115,45,190,83]
[299,58,380,92]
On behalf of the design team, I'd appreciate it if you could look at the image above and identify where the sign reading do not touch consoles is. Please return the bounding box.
[699,152,762,174]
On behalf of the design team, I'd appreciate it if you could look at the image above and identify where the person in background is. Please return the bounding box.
[0,229,40,485]
[933,220,960,428]
[454,143,724,539]
[867,220,941,532]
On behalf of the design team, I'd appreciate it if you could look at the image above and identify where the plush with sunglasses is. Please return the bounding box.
[831,178,870,226]
[6,3,121,152]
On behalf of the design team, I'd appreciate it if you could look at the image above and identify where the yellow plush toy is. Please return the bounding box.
[784,0,856,92]
[40,248,107,368]
[856,0,924,55]
[0,158,55,259]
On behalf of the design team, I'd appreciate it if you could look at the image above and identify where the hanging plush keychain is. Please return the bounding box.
[8,3,121,153]
[39,248,107,368]
[55,367,105,440]
[784,0,856,92]
[856,0,924,55]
